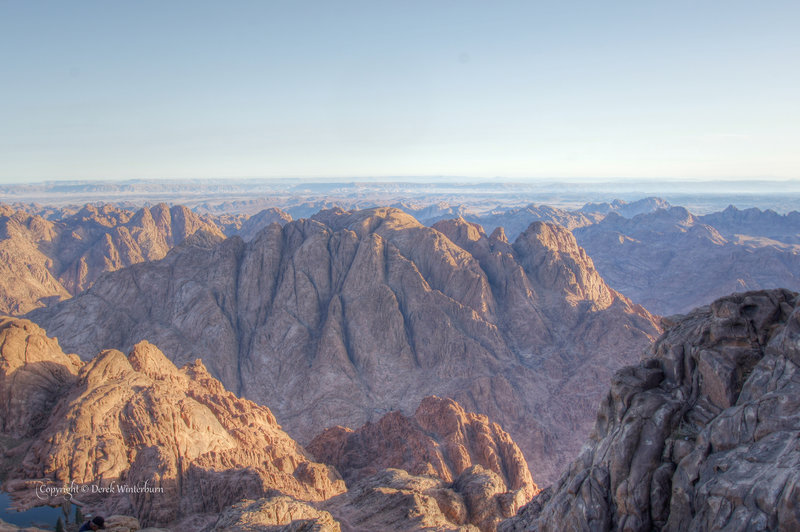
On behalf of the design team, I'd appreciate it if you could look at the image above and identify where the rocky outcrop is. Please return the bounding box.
[206,496,340,532]
[0,318,345,527]
[309,396,537,530]
[205,469,490,532]
[324,468,480,531]
[308,396,537,497]
[573,207,800,315]
[0,318,82,439]
[28,208,660,484]
[0,209,69,315]
[501,289,800,531]
[0,203,226,314]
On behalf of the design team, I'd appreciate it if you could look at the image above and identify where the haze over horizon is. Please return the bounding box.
[2,1,798,183]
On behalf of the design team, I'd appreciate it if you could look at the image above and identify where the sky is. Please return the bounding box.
[1,0,799,184]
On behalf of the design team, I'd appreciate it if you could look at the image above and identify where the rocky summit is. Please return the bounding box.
[308,395,537,496]
[28,207,660,483]
[309,395,538,531]
[0,318,345,528]
[501,289,800,531]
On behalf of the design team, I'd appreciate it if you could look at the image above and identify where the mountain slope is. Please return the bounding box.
[699,204,800,244]
[501,289,800,531]
[0,210,69,315]
[28,207,660,483]
[574,207,800,314]
[0,318,345,528]
[0,203,226,314]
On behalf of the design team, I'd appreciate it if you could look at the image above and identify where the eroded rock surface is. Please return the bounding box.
[308,396,537,497]
[0,319,344,528]
[203,466,534,532]
[206,496,340,532]
[28,208,660,483]
[0,204,225,314]
[501,289,800,531]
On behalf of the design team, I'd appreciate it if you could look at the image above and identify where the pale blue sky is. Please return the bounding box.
[1,1,798,183]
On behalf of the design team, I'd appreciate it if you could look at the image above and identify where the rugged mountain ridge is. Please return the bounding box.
[574,207,800,314]
[0,317,544,531]
[0,203,226,314]
[699,204,800,244]
[501,289,800,531]
[0,318,345,528]
[465,204,599,241]
[28,207,660,483]
[0,203,296,315]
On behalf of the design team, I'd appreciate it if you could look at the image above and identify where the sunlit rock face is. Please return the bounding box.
[309,395,537,496]
[0,203,226,315]
[0,318,344,527]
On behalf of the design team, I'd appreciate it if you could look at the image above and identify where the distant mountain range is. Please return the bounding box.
[3,178,800,214]
[3,197,798,317]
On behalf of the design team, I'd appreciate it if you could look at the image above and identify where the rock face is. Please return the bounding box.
[573,207,800,315]
[308,396,537,497]
[28,208,660,483]
[206,469,485,532]
[0,208,69,315]
[0,317,82,439]
[206,496,341,532]
[212,467,531,532]
[215,208,294,242]
[233,208,293,241]
[501,289,800,531]
[325,468,484,532]
[0,203,225,314]
[309,396,537,531]
[0,318,344,527]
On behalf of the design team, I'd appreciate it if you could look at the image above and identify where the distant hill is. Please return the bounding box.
[573,207,800,315]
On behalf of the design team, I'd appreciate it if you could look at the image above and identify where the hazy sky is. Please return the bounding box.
[1,1,798,183]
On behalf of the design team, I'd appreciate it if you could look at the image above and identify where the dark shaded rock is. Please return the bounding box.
[501,289,800,532]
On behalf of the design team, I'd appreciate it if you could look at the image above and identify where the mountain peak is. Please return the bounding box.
[308,395,537,530]
[513,221,616,308]
[127,340,180,380]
